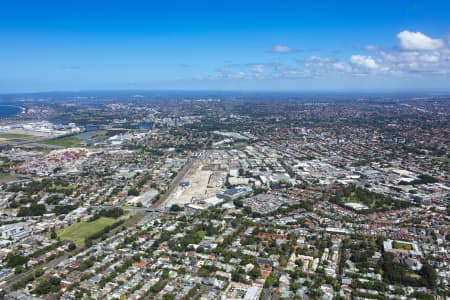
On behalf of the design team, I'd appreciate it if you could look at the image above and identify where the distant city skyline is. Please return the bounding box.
[1,0,450,92]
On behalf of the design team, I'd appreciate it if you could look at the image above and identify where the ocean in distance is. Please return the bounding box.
[0,105,23,118]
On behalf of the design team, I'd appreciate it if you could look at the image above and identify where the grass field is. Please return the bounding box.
[48,185,75,194]
[41,136,82,147]
[92,130,108,137]
[393,241,413,251]
[57,217,118,246]
[433,157,450,164]
[0,133,38,145]
[0,133,37,140]
[0,173,16,183]
[123,211,146,226]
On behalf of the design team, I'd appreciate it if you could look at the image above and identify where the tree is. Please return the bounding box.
[394,287,405,295]
[17,203,47,217]
[232,271,242,282]
[50,228,57,239]
[290,281,300,292]
[5,254,29,268]
[243,206,252,215]
[14,265,23,274]
[250,266,261,279]
[68,242,77,251]
[150,279,167,293]
[233,199,243,208]
[53,204,77,215]
[264,272,278,288]
[85,238,93,248]
[163,294,175,300]
[35,268,45,277]
[170,204,182,212]
[128,188,139,196]
[420,263,437,289]
[34,276,61,295]
[253,187,264,195]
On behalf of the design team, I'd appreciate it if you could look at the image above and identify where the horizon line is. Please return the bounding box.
[2,88,450,96]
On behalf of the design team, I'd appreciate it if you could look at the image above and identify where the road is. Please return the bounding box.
[0,154,199,293]
[0,253,70,292]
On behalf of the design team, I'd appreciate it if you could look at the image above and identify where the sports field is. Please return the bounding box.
[57,217,118,246]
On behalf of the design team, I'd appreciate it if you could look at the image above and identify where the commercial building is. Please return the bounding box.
[217,186,252,201]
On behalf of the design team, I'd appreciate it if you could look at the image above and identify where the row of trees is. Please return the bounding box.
[399,174,438,186]
[85,219,125,247]
[33,276,61,295]
[17,203,47,217]
[89,207,124,221]
[7,178,72,195]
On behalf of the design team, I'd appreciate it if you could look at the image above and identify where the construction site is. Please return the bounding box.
[164,150,230,207]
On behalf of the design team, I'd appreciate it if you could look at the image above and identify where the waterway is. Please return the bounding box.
[0,105,23,118]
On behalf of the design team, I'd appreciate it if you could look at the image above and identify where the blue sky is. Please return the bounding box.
[1,0,450,92]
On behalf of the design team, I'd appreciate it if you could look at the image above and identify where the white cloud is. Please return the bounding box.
[350,55,379,70]
[333,62,352,72]
[305,56,334,64]
[419,53,440,63]
[378,49,450,75]
[213,31,450,81]
[236,71,246,79]
[272,45,292,53]
[215,69,248,80]
[365,45,378,51]
[251,64,265,78]
[397,30,444,51]
[275,67,312,79]
[251,64,264,73]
